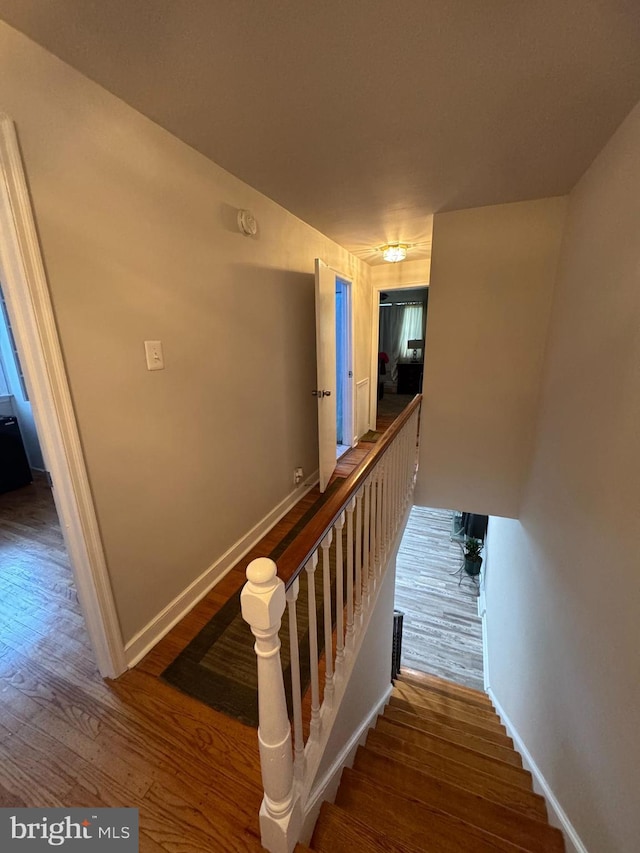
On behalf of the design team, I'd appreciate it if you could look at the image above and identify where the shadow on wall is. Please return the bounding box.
[226,262,318,475]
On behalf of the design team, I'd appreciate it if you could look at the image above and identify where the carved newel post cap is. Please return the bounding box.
[246,557,277,586]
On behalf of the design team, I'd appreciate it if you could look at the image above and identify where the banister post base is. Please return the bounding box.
[259,795,303,853]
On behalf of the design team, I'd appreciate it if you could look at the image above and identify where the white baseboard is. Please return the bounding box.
[488,689,589,853]
[480,606,490,694]
[300,683,393,843]
[124,471,319,667]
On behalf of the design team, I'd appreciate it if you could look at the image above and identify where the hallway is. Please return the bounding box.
[394,506,484,691]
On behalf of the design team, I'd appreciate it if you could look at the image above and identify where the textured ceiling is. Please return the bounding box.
[1,0,640,265]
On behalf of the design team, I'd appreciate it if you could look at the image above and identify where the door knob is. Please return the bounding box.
[312,390,332,397]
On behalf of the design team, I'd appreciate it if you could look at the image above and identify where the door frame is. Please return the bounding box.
[0,113,127,678]
[369,280,430,430]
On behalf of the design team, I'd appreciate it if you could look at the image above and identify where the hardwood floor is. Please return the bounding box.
[0,480,266,851]
[0,421,393,851]
[0,397,437,851]
[394,506,485,690]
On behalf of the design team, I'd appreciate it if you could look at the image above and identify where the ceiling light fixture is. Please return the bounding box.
[381,243,408,263]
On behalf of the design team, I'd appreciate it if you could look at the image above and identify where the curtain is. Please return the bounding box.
[379,302,425,381]
[399,304,425,359]
[379,306,404,382]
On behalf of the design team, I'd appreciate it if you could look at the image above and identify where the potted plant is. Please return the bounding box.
[463,537,483,577]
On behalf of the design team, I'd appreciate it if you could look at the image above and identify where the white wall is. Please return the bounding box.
[485,100,640,853]
[415,197,567,517]
[371,257,430,290]
[0,23,372,644]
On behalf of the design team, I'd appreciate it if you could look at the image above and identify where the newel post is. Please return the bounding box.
[241,558,301,853]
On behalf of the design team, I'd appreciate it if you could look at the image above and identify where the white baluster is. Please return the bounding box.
[384,451,391,545]
[304,552,321,739]
[394,439,401,531]
[369,471,377,592]
[321,529,334,706]
[241,558,301,853]
[285,577,304,780]
[334,512,345,668]
[345,496,355,648]
[391,442,398,535]
[404,423,411,505]
[381,458,388,552]
[376,463,384,577]
[354,488,363,623]
[362,478,370,605]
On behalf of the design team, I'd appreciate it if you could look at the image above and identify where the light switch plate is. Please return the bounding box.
[144,340,164,371]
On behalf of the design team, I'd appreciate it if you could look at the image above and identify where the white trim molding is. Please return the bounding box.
[489,689,589,853]
[300,683,392,844]
[0,113,127,678]
[125,470,320,667]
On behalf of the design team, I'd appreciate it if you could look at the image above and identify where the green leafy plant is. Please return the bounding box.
[463,537,483,560]
[463,537,483,577]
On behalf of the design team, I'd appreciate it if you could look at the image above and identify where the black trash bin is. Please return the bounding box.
[392,610,404,680]
[0,416,32,493]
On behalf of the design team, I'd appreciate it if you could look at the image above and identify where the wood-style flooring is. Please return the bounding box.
[0,478,267,851]
[394,506,485,690]
[0,395,475,853]
[0,414,397,851]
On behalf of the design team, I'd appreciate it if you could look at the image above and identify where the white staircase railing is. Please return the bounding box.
[241,395,421,853]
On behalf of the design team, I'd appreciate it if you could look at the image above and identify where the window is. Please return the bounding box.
[0,356,8,396]
[0,284,29,400]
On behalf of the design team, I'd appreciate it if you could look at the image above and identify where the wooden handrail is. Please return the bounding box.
[279,394,422,588]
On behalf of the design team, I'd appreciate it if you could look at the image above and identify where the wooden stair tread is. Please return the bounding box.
[382,707,521,766]
[397,669,494,709]
[365,729,546,820]
[308,675,559,852]
[377,717,532,788]
[311,802,419,853]
[353,746,564,852]
[391,684,505,728]
[388,696,509,743]
[337,768,530,853]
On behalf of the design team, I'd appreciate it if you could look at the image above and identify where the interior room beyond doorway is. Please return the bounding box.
[378,287,428,407]
[335,276,352,459]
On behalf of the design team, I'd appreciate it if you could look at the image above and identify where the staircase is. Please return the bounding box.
[304,670,565,853]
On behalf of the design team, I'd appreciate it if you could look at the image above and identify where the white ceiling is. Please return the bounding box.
[1,0,639,265]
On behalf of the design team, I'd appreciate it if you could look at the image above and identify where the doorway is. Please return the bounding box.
[0,113,125,677]
[314,259,355,491]
[375,286,428,426]
[335,277,353,459]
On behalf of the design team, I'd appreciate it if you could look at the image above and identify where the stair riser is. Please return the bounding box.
[312,803,416,853]
[391,687,504,729]
[338,770,533,853]
[366,734,546,821]
[311,676,563,853]
[397,672,494,709]
[382,710,520,765]
[354,748,564,853]
[377,718,531,788]
[388,697,509,743]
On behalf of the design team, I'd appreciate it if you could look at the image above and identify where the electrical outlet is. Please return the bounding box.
[294,467,303,486]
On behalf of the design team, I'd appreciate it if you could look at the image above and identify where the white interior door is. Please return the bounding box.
[314,259,337,492]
